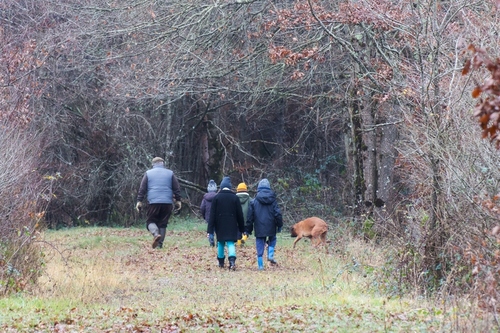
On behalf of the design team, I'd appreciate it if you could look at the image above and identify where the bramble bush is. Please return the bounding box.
[462,45,500,314]
[0,126,50,296]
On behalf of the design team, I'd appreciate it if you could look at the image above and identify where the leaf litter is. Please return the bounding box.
[0,223,495,332]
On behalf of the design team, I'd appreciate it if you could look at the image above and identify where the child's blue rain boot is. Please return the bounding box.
[268,246,277,265]
[257,256,264,270]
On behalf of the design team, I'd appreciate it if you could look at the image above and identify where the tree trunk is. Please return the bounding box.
[360,95,377,219]
[201,115,210,179]
[346,92,365,216]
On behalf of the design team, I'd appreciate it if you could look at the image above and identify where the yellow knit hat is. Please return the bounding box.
[236,182,247,192]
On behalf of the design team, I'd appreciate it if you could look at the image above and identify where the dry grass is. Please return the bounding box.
[1,218,497,332]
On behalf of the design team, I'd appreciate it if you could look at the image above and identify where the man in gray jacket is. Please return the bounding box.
[136,157,182,249]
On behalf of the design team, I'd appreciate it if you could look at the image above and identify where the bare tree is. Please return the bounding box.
[5,0,500,299]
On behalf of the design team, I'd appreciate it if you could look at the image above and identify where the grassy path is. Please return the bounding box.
[0,218,493,332]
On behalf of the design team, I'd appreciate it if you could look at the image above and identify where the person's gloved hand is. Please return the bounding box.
[242,233,248,242]
[135,202,142,212]
[174,200,182,211]
[277,226,282,233]
[207,233,215,247]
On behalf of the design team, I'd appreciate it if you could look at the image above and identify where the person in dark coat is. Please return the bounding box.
[207,176,245,270]
[245,178,283,270]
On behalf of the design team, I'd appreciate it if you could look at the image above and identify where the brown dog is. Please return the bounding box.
[290,217,328,249]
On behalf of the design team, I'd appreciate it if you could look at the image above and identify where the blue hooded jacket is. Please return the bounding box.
[245,179,283,237]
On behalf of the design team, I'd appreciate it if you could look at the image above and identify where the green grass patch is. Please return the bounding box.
[0,217,496,332]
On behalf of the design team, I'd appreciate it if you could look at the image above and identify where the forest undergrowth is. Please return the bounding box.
[0,217,496,332]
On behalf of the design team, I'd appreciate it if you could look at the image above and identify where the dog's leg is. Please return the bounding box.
[293,235,302,248]
[320,232,328,253]
[319,233,326,245]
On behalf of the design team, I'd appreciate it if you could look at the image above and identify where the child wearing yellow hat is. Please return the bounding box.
[236,182,250,246]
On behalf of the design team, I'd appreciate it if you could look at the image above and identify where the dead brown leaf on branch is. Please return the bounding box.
[463,44,500,315]
[463,44,500,148]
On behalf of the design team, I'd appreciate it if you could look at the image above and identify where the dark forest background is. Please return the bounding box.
[2,0,500,309]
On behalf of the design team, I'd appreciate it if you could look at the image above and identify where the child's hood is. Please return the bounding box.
[236,192,250,204]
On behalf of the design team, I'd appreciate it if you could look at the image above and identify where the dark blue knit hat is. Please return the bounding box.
[220,177,232,190]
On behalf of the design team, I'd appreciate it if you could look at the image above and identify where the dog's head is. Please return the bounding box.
[290,224,298,237]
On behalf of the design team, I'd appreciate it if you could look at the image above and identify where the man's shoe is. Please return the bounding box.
[152,235,162,249]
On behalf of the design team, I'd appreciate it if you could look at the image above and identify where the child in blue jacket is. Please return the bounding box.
[245,178,283,270]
